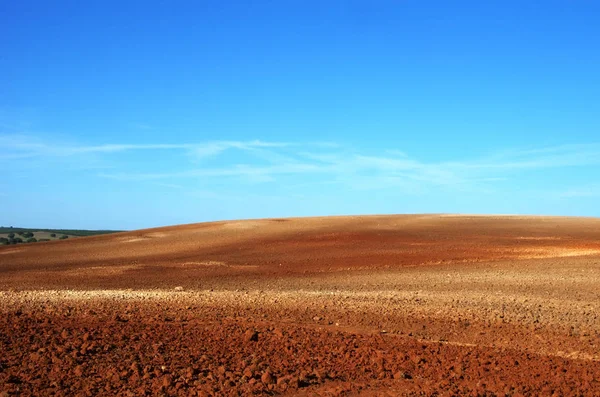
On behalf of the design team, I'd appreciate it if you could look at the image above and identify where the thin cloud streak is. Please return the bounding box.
[4,133,600,193]
[457,143,600,170]
[556,184,600,198]
[99,163,324,181]
[0,134,290,158]
[96,141,600,189]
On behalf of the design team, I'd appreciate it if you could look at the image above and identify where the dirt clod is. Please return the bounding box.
[244,330,259,342]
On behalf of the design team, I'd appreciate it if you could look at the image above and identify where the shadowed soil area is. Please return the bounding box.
[1,214,600,395]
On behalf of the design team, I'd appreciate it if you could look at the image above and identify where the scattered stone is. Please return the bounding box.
[74,365,84,377]
[394,371,412,380]
[244,330,259,342]
[261,370,274,385]
[243,367,255,378]
[161,374,173,387]
[276,375,290,386]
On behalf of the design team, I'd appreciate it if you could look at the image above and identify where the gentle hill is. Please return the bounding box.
[1,214,600,290]
[3,215,600,395]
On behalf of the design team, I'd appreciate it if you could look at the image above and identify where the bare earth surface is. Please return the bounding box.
[1,214,600,396]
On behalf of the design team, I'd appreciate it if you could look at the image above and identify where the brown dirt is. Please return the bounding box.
[1,214,600,395]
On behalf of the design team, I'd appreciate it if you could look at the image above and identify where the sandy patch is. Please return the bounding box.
[146,232,168,238]
[0,248,23,255]
[516,236,562,241]
[515,247,600,259]
[120,237,147,243]
[222,221,262,230]
[181,260,227,267]
[63,264,143,276]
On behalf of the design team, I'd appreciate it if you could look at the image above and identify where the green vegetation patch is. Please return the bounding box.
[0,227,122,237]
[0,227,123,246]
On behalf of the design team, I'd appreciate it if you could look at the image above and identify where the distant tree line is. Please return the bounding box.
[0,227,121,246]
[0,227,121,236]
[0,233,69,245]
[0,235,67,245]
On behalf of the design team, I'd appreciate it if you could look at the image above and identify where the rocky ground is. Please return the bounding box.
[1,215,599,395]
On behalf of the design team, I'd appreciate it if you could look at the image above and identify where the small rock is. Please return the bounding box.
[393,371,412,380]
[313,316,322,322]
[74,365,84,377]
[185,367,195,378]
[277,375,290,386]
[162,374,173,387]
[261,371,274,385]
[244,330,259,342]
[174,286,184,291]
[243,367,255,378]
[314,369,328,380]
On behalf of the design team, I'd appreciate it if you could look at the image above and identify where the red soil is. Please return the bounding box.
[1,214,600,395]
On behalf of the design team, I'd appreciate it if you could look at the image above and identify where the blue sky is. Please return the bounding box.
[1,1,600,230]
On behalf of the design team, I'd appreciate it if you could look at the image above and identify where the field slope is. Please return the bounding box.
[1,214,600,395]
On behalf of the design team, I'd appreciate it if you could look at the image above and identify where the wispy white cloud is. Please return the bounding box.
[460,143,600,170]
[187,140,290,160]
[3,132,600,195]
[0,134,188,156]
[98,140,600,188]
[0,134,290,159]
[153,182,186,190]
[91,141,600,197]
[99,162,323,181]
[556,184,600,198]
[0,152,40,160]
[128,123,154,130]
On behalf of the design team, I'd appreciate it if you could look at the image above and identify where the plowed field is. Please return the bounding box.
[1,215,599,396]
